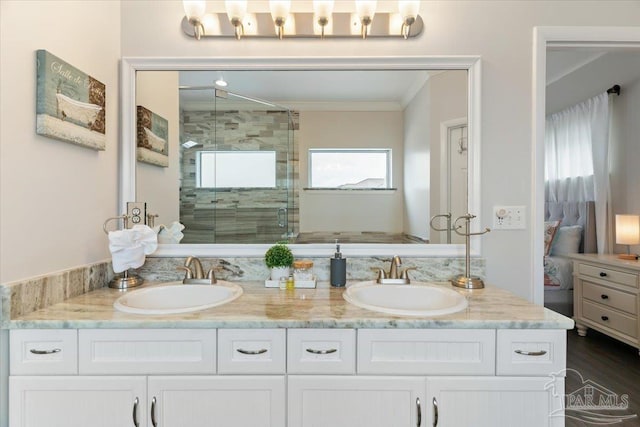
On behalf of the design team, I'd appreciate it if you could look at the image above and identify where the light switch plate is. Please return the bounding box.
[493,205,526,230]
[126,202,147,228]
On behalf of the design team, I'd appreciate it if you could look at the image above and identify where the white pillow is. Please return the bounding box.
[550,225,583,256]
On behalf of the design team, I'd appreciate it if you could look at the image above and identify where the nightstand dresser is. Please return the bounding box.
[570,254,640,355]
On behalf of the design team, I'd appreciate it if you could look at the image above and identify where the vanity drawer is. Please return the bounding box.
[287,329,356,374]
[10,330,77,375]
[583,301,637,338]
[577,263,638,288]
[218,329,286,374]
[78,329,216,374]
[357,329,495,375]
[496,330,566,376]
[583,282,637,316]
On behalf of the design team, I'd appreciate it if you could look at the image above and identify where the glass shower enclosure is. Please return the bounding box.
[179,87,297,244]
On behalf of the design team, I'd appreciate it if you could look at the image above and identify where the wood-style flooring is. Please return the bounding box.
[566,328,640,426]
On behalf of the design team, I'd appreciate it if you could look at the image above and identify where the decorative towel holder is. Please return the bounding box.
[103,215,144,290]
[450,214,490,289]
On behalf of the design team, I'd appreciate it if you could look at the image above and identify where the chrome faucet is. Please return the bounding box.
[375,256,414,284]
[177,256,217,284]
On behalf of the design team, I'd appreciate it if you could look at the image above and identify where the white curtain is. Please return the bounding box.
[545,92,611,254]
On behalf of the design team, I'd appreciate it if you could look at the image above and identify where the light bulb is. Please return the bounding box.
[398,0,420,20]
[182,0,206,21]
[225,0,247,21]
[313,0,334,38]
[270,0,291,21]
[355,0,377,20]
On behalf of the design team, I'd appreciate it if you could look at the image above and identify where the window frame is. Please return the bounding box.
[307,148,393,190]
[196,150,278,189]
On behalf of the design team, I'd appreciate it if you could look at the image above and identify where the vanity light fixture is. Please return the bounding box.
[270,0,291,39]
[313,0,334,39]
[182,0,207,40]
[355,0,377,39]
[181,0,423,40]
[225,0,248,40]
[398,0,420,39]
[615,214,640,260]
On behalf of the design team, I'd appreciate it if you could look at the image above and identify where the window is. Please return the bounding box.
[197,151,277,188]
[308,149,391,189]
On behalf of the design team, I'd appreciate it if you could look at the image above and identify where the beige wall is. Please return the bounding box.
[136,71,181,226]
[0,1,121,283]
[299,111,404,233]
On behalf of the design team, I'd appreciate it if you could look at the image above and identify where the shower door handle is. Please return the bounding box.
[277,207,287,228]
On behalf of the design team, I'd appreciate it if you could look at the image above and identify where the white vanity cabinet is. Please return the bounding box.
[8,327,567,427]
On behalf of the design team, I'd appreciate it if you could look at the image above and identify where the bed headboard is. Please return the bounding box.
[544,201,597,253]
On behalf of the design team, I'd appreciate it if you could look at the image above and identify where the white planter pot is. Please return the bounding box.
[270,266,290,281]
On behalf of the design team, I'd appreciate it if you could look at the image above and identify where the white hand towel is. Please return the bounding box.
[108,225,158,273]
[154,221,185,244]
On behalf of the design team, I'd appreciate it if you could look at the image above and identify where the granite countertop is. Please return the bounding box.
[6,281,574,330]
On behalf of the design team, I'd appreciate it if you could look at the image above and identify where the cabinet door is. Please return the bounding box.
[148,376,285,427]
[427,377,564,427]
[288,376,425,427]
[9,376,146,427]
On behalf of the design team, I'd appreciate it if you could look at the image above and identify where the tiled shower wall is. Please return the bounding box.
[181,109,299,244]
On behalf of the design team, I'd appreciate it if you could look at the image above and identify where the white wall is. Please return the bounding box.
[0,1,121,283]
[135,71,181,226]
[299,111,404,233]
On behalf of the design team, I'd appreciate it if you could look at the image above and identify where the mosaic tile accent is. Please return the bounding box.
[0,261,113,324]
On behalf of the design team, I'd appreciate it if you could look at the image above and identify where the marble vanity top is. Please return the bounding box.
[4,281,574,330]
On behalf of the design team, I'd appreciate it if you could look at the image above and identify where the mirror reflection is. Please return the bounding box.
[136,69,468,245]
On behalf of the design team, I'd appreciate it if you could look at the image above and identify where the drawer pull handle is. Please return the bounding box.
[432,397,438,427]
[601,316,609,321]
[133,397,139,427]
[237,348,268,355]
[151,396,158,427]
[515,349,547,356]
[601,294,609,300]
[599,272,607,277]
[306,348,338,355]
[416,397,422,427]
[29,348,61,355]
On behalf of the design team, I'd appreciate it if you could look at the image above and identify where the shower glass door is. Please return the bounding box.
[180,88,295,244]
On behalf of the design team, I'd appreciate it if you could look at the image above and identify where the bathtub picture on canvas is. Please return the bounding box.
[36,50,106,150]
[136,105,169,167]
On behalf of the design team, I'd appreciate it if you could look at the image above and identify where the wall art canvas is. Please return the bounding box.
[36,50,106,150]
[137,105,169,167]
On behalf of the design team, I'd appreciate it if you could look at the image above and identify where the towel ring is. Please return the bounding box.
[103,215,128,235]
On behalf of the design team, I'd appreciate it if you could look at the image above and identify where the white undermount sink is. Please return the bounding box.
[343,281,468,316]
[114,281,243,315]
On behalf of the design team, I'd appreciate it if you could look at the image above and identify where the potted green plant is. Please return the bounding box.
[265,242,294,280]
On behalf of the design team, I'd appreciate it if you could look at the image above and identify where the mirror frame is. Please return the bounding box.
[532,26,640,304]
[121,56,482,258]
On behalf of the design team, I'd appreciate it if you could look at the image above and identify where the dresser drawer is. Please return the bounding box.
[496,330,566,376]
[583,282,637,316]
[357,329,495,375]
[578,263,638,288]
[10,330,77,375]
[218,329,286,374]
[287,329,356,374]
[583,301,637,338]
[78,329,216,374]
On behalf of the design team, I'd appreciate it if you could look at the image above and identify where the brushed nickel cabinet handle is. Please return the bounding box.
[432,397,438,427]
[601,316,609,321]
[515,349,548,356]
[29,348,61,355]
[416,397,422,427]
[599,272,607,277]
[237,348,268,355]
[132,397,139,427]
[306,348,337,355]
[151,396,158,427]
[601,294,609,300]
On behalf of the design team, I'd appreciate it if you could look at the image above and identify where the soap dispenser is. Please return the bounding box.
[330,240,347,287]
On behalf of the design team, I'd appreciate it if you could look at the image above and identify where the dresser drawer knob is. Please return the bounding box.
[236,348,268,355]
[306,348,338,355]
[599,272,607,277]
[601,294,609,300]
[29,348,61,355]
[601,316,609,321]
[514,349,547,357]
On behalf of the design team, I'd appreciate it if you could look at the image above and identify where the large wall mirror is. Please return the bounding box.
[121,57,481,257]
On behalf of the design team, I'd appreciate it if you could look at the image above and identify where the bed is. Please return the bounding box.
[543,201,597,316]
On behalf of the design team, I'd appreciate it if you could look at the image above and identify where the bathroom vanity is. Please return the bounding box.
[5,281,571,427]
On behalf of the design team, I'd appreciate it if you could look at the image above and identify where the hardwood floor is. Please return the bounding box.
[566,328,640,426]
